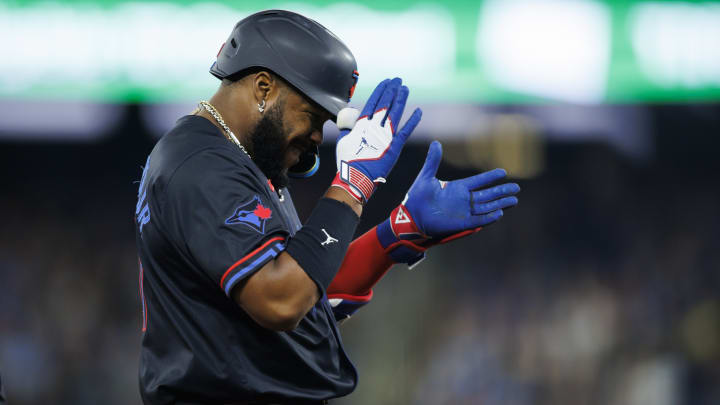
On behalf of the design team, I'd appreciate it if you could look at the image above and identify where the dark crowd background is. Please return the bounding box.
[0,104,719,404]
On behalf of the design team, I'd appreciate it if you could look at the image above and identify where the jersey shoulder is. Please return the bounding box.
[146,115,266,195]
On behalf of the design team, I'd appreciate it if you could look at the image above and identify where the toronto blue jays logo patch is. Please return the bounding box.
[226,195,272,234]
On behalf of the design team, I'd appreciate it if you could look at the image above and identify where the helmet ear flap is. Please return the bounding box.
[288,145,320,178]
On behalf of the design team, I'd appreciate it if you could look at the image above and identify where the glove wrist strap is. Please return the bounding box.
[376,205,428,267]
[337,161,376,203]
[331,172,366,203]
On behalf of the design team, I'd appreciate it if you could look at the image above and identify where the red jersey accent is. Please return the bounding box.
[220,236,285,288]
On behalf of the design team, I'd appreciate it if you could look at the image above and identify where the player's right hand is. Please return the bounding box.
[375,141,520,267]
[403,141,520,243]
[331,77,422,203]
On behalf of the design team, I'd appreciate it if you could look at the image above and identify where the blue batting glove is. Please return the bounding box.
[376,141,520,267]
[332,78,422,203]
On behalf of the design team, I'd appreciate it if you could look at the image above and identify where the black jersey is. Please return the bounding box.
[135,116,357,404]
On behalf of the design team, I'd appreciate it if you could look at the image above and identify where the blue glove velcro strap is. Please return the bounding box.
[376,218,425,265]
[376,217,397,248]
[286,198,360,292]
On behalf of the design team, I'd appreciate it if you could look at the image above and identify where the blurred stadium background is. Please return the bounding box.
[1,0,720,404]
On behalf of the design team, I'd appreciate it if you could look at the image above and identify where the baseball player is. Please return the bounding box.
[134,10,519,404]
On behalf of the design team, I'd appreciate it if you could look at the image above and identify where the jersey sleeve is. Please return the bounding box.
[165,147,289,296]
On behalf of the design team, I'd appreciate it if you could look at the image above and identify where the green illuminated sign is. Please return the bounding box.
[1,0,719,104]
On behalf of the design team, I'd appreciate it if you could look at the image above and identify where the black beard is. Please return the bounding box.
[248,104,289,189]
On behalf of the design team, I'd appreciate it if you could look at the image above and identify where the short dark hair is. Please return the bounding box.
[221,67,280,87]
[221,67,259,86]
[220,67,323,114]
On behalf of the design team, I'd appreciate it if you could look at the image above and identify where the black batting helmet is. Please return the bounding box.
[210,10,359,178]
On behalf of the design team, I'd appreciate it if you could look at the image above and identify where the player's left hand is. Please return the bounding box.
[332,77,422,203]
[376,141,520,266]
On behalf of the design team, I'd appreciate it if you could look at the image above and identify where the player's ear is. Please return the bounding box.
[252,71,275,107]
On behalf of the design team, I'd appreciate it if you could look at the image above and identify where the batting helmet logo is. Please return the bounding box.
[348,70,359,101]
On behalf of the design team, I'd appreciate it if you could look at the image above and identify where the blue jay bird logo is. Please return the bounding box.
[226,195,272,234]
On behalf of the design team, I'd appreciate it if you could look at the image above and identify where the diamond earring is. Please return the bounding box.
[258,100,266,113]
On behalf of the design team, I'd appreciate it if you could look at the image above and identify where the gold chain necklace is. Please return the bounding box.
[198,101,250,158]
